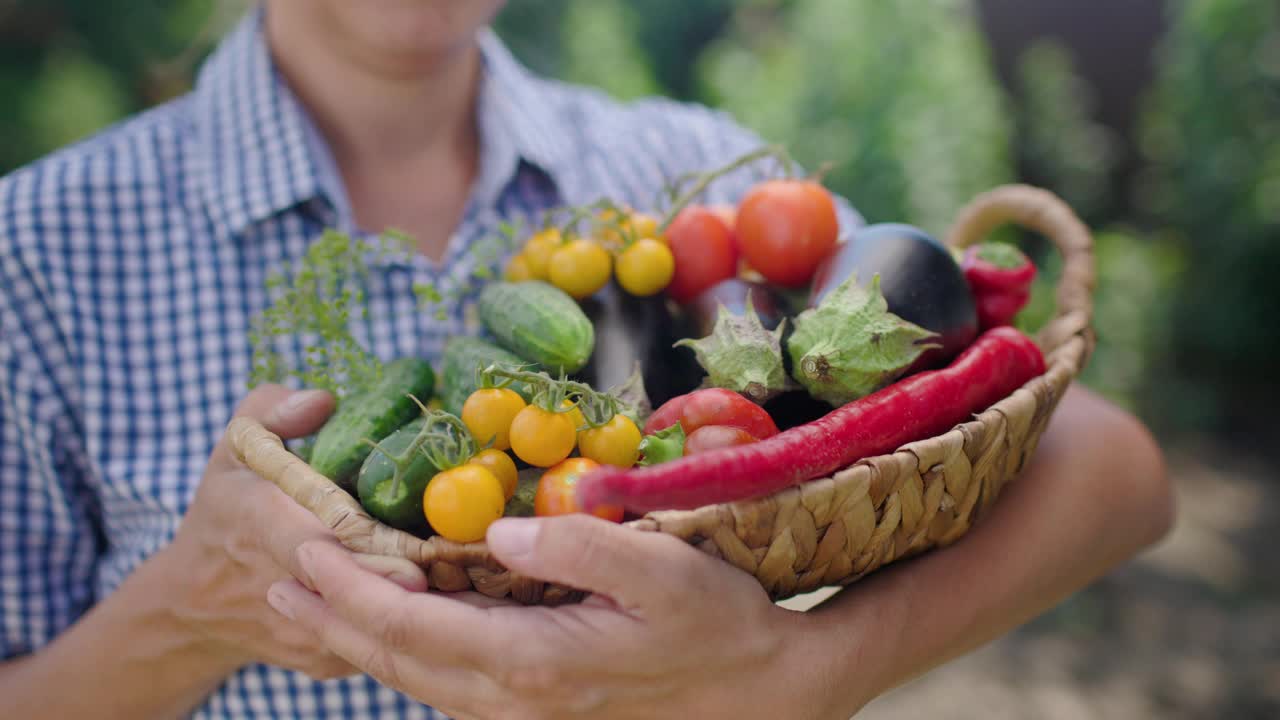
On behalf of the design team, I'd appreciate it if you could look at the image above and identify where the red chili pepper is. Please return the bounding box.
[578,327,1045,514]
[961,243,1036,329]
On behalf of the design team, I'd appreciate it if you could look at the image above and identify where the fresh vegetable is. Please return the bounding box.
[578,326,1046,513]
[308,357,437,489]
[461,387,527,451]
[616,238,675,297]
[469,448,519,501]
[509,404,578,468]
[578,286,701,407]
[478,281,595,374]
[663,206,738,303]
[735,180,839,288]
[686,279,787,338]
[676,296,793,405]
[644,387,780,440]
[810,223,977,367]
[578,414,643,467]
[549,237,612,300]
[638,423,686,466]
[708,204,738,249]
[960,243,1037,329]
[503,254,535,282]
[521,228,562,281]
[356,418,434,533]
[788,273,939,407]
[535,458,624,522]
[438,337,533,416]
[684,425,758,455]
[423,464,506,543]
[504,469,541,517]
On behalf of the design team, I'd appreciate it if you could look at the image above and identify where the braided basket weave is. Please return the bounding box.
[227,184,1095,605]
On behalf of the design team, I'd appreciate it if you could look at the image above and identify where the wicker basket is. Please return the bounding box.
[226,184,1094,606]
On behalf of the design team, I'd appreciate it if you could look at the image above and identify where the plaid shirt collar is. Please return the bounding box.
[194,8,575,238]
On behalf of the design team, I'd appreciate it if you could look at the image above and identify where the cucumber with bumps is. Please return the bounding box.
[478,281,595,374]
[439,337,535,416]
[356,418,435,534]
[308,357,436,490]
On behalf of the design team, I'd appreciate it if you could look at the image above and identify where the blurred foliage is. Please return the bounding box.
[0,0,1273,439]
[1135,0,1280,435]
[698,0,1014,237]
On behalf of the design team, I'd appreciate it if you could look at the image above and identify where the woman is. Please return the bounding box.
[0,1,1171,718]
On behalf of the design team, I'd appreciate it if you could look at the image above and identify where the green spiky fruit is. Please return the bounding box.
[787,273,940,407]
[675,296,794,405]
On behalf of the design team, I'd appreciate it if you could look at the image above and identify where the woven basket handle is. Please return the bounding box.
[223,416,441,566]
[943,184,1095,358]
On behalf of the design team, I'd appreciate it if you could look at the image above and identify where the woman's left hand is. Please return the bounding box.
[265,515,841,720]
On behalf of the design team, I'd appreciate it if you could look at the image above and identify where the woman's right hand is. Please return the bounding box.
[159,385,428,680]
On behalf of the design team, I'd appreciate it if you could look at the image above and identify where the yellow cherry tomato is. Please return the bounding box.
[469,448,519,500]
[561,399,587,432]
[578,414,643,468]
[549,238,612,300]
[461,388,527,451]
[509,405,577,467]
[595,207,628,247]
[423,465,505,543]
[628,212,662,243]
[523,228,562,280]
[504,254,534,282]
[616,238,676,296]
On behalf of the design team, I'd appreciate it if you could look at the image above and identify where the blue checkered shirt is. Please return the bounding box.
[0,8,862,719]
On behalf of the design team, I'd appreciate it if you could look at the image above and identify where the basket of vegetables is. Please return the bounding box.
[227,148,1094,605]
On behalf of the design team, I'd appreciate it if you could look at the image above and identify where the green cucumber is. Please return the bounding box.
[439,337,536,416]
[357,418,435,534]
[478,281,595,374]
[308,357,436,490]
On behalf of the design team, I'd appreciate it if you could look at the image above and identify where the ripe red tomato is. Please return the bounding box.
[664,206,738,303]
[534,458,624,522]
[644,388,779,441]
[684,425,759,455]
[736,180,839,288]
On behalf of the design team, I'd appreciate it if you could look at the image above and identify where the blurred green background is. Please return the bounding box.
[2,1,1276,717]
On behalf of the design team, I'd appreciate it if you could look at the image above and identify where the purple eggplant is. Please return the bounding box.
[809,224,978,368]
[578,284,702,406]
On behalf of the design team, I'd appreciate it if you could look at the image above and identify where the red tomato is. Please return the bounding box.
[664,206,738,303]
[534,458,625,522]
[684,425,759,455]
[736,180,839,288]
[708,204,738,248]
[644,388,779,440]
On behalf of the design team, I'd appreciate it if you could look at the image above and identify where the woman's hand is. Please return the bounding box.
[160,385,428,680]
[266,516,837,720]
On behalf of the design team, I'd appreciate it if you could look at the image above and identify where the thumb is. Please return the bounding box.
[486,515,677,610]
[234,384,336,440]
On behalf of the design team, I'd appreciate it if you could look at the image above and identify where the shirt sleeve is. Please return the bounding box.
[0,197,103,661]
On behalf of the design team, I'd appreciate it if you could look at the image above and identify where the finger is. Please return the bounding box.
[486,515,691,612]
[294,540,507,666]
[434,591,522,610]
[250,387,335,440]
[267,579,486,706]
[352,553,429,593]
[209,386,334,473]
[248,481,345,589]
